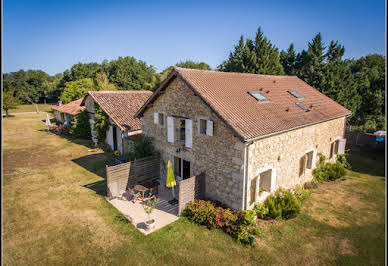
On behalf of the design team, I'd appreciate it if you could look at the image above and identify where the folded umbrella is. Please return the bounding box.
[166,160,177,201]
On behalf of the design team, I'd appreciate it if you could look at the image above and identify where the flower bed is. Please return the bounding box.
[183,200,258,243]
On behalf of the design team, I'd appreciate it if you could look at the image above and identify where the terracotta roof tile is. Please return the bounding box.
[136,68,351,141]
[86,90,153,131]
[51,98,85,116]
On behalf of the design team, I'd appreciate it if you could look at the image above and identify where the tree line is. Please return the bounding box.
[2,28,385,132]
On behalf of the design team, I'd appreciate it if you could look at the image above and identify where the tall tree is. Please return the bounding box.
[93,72,116,91]
[219,27,284,75]
[161,60,212,80]
[2,89,20,117]
[280,43,297,75]
[59,78,95,104]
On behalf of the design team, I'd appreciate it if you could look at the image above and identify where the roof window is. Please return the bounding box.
[249,92,270,103]
[296,103,309,112]
[288,91,304,98]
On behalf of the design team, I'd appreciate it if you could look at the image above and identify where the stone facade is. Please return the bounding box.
[141,77,347,210]
[141,78,245,210]
[245,117,346,209]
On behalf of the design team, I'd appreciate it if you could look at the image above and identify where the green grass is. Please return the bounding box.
[2,104,55,114]
[3,114,386,265]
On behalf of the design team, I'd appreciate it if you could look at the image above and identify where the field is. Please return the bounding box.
[2,104,55,115]
[3,112,385,265]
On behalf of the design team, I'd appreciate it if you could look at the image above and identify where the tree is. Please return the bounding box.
[161,60,212,80]
[93,72,116,91]
[106,56,160,91]
[59,78,94,104]
[219,27,284,75]
[71,110,92,139]
[2,89,20,117]
[93,104,110,143]
[280,43,297,75]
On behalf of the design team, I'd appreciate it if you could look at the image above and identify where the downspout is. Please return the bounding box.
[242,142,250,210]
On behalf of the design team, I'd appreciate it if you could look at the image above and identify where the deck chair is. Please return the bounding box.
[128,189,141,203]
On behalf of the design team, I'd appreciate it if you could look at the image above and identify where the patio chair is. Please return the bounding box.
[128,189,141,203]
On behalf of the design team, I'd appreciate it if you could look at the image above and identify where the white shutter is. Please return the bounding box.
[167,116,174,143]
[206,120,213,136]
[337,139,346,155]
[185,119,193,148]
[154,112,159,124]
[270,168,276,192]
[312,150,317,168]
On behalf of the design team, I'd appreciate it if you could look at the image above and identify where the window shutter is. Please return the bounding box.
[299,156,306,176]
[270,168,276,192]
[337,139,346,155]
[312,150,317,168]
[206,120,213,136]
[250,177,257,205]
[154,112,159,124]
[185,119,193,148]
[167,116,174,143]
[330,143,334,158]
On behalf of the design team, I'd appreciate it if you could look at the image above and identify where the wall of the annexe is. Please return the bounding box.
[245,117,346,209]
[141,77,245,210]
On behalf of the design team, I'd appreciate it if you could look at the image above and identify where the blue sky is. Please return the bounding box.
[3,0,386,75]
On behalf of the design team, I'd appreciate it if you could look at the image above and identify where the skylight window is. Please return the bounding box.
[288,91,304,98]
[249,92,270,102]
[296,103,309,112]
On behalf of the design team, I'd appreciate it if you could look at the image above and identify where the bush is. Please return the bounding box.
[293,185,311,203]
[71,110,92,139]
[337,152,351,169]
[121,135,157,162]
[253,203,269,218]
[264,189,301,220]
[304,179,319,189]
[183,200,257,243]
[94,104,110,143]
[313,162,346,181]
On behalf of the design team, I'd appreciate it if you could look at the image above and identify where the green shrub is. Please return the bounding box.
[71,110,91,139]
[313,162,346,181]
[121,135,157,161]
[184,200,257,243]
[253,203,269,218]
[93,104,110,143]
[264,189,301,220]
[293,185,311,203]
[304,179,319,189]
[337,152,351,169]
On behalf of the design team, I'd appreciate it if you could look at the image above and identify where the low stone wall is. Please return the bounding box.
[345,131,385,150]
[178,173,206,215]
[106,156,160,198]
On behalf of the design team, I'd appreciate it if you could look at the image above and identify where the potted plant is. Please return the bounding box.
[142,196,160,231]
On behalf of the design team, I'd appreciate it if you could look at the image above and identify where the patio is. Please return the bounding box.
[107,185,179,235]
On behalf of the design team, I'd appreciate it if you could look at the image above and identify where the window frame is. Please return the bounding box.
[158,112,165,127]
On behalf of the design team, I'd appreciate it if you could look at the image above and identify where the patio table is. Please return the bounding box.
[134,184,149,200]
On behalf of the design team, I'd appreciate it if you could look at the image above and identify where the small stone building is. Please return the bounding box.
[135,68,351,210]
[52,98,85,124]
[81,90,152,154]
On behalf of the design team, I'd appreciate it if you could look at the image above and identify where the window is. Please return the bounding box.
[248,91,270,102]
[330,140,340,158]
[299,155,306,176]
[158,113,164,126]
[250,177,258,205]
[288,91,304,98]
[199,119,207,134]
[259,169,272,192]
[174,157,191,179]
[296,103,309,112]
[306,151,314,169]
[178,119,186,144]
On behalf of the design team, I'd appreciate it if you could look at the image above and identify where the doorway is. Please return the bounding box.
[112,126,118,151]
[174,156,190,181]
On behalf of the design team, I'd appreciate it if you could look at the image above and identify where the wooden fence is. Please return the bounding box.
[345,131,385,150]
[106,156,160,198]
[178,173,206,215]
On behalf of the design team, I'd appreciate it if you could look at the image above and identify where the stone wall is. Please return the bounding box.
[141,77,245,210]
[245,117,346,209]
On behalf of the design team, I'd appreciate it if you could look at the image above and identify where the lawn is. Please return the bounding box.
[3,113,386,265]
[2,104,55,114]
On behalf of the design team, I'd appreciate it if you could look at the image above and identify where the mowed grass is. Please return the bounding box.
[2,104,55,114]
[3,114,386,265]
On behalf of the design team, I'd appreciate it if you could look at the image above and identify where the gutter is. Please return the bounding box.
[242,142,251,210]
[245,113,352,143]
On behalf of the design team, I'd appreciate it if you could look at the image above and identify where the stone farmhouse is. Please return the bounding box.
[82,90,152,154]
[135,68,351,210]
[52,98,85,124]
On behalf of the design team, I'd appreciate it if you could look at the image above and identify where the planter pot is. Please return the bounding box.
[249,236,255,246]
[146,219,155,231]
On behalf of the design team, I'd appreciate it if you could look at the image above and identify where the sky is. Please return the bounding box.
[3,0,386,75]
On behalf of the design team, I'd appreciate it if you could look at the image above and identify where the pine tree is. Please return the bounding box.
[280,43,297,75]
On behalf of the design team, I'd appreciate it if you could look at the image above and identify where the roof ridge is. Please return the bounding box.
[88,90,152,94]
[174,67,297,78]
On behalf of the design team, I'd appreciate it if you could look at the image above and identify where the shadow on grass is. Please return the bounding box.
[347,144,385,177]
[84,179,107,196]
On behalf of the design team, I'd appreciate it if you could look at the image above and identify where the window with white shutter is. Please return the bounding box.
[337,139,346,155]
[206,120,213,136]
[167,116,174,143]
[154,113,159,124]
[185,119,193,148]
